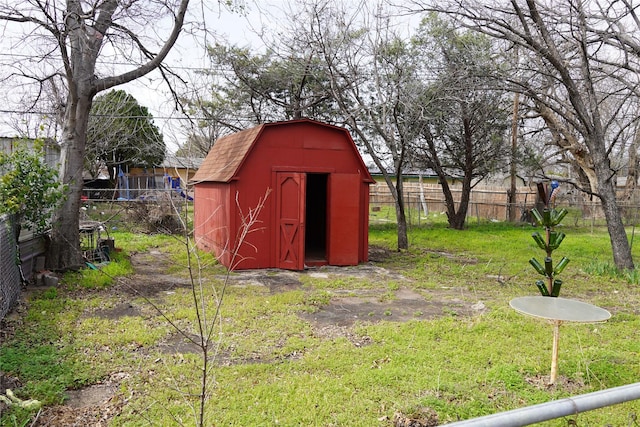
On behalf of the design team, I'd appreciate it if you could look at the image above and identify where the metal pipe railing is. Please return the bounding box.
[443,382,640,426]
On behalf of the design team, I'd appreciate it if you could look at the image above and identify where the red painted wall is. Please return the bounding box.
[194,182,233,265]
[194,121,371,270]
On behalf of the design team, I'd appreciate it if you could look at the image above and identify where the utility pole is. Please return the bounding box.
[508,90,520,222]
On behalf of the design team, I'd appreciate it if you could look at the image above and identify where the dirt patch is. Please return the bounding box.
[368,245,393,262]
[525,373,585,393]
[91,302,141,319]
[65,384,116,409]
[392,407,440,427]
[118,250,193,297]
[222,268,303,293]
[300,287,482,328]
[305,263,407,282]
[157,332,202,354]
[217,263,485,337]
[32,373,127,427]
[212,263,484,330]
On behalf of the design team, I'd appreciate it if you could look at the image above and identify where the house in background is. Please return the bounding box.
[158,153,203,186]
[191,119,374,271]
[109,154,203,200]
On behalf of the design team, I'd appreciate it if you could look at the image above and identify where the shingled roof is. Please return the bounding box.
[190,124,264,183]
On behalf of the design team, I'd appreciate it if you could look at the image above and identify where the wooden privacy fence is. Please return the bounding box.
[369,182,640,227]
[370,182,539,223]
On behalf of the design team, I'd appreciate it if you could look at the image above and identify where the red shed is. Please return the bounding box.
[191,119,374,270]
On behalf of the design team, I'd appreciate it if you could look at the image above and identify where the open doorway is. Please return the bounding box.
[305,173,328,265]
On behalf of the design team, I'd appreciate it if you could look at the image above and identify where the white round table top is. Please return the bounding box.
[510,296,611,323]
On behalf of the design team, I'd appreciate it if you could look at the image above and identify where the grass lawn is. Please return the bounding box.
[2,216,640,426]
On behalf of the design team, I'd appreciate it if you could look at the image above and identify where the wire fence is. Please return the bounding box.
[0,214,20,320]
[0,215,48,321]
[369,183,640,228]
[79,182,640,230]
[83,180,193,202]
[369,197,623,228]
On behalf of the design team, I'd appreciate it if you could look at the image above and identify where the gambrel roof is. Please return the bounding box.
[191,119,373,184]
[190,125,264,183]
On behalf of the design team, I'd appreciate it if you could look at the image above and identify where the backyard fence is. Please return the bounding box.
[0,214,21,320]
[370,182,538,223]
[80,180,640,228]
[83,175,192,201]
[369,182,640,228]
[0,215,47,321]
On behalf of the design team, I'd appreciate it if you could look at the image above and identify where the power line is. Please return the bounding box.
[0,109,215,121]
[0,52,232,73]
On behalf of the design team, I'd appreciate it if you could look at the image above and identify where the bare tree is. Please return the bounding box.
[409,0,637,270]
[0,0,190,270]
[167,189,271,427]
[4,77,67,140]
[175,133,217,159]
[205,43,337,124]
[302,0,418,250]
[410,14,511,229]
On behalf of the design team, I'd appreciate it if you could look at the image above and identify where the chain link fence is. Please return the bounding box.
[0,215,21,320]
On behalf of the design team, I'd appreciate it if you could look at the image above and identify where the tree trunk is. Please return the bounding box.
[446,113,475,230]
[437,173,460,229]
[623,128,640,201]
[508,91,520,222]
[599,184,634,270]
[441,181,457,228]
[447,199,465,230]
[451,177,472,230]
[394,178,409,250]
[592,141,634,270]
[441,176,473,230]
[48,91,93,270]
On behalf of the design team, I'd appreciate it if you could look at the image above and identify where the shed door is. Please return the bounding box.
[276,172,306,270]
[328,173,360,265]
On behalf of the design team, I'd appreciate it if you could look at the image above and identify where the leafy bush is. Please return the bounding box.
[0,139,64,233]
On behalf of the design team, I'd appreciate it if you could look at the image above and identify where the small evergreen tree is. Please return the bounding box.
[86,90,165,182]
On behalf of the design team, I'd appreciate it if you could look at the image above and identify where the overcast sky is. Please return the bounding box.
[0,1,279,151]
[0,1,416,154]
[119,1,276,152]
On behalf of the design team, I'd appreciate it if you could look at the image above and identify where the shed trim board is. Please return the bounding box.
[192,119,373,270]
[360,182,370,262]
[272,165,337,173]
